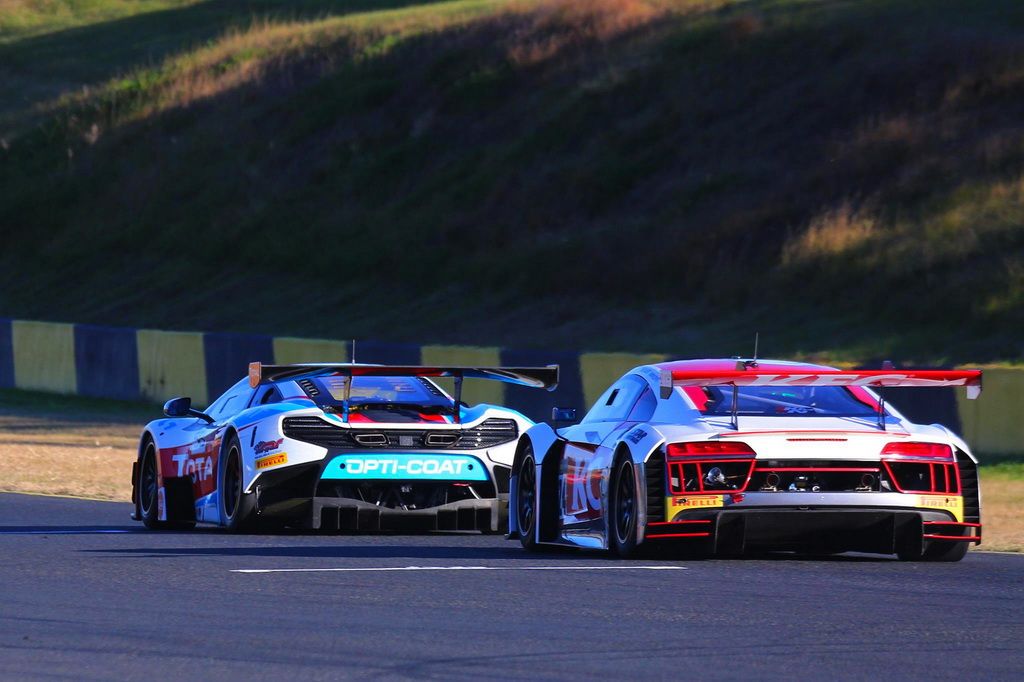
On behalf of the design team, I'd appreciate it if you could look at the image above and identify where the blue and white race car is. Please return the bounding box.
[131,363,558,532]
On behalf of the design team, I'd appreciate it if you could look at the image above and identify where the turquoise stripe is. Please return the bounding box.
[321,453,488,481]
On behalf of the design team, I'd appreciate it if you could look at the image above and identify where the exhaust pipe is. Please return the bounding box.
[704,467,727,487]
[857,473,875,491]
[761,472,780,491]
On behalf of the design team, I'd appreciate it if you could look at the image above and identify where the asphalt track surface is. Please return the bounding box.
[1,493,1022,680]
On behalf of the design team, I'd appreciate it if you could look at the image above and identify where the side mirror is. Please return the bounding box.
[551,407,578,423]
[163,397,214,423]
[164,397,192,417]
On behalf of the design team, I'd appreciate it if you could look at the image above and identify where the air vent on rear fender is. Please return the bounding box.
[297,379,320,397]
[956,449,980,524]
[645,450,666,523]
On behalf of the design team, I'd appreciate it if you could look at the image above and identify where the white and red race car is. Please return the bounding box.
[132,363,557,532]
[509,359,983,561]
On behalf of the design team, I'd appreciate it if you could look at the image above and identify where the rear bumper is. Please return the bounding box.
[646,508,981,555]
[311,495,506,532]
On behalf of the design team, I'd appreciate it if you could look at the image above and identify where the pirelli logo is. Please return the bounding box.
[256,453,288,469]
[672,496,722,508]
[917,494,963,522]
[918,495,957,509]
[666,495,725,517]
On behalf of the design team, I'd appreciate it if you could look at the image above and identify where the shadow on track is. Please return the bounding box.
[84,544,581,561]
[82,542,895,562]
[0,525,141,534]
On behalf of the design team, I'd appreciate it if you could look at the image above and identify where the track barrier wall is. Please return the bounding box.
[0,317,1019,455]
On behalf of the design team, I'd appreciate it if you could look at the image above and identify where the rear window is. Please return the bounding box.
[691,386,876,417]
[311,376,452,410]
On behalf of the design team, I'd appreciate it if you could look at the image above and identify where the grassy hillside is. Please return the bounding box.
[2,0,1023,363]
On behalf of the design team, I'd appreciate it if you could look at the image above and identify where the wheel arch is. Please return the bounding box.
[218,425,242,487]
[509,425,565,539]
[612,425,667,547]
[132,429,158,519]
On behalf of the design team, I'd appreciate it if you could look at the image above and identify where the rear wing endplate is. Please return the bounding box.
[659,368,983,400]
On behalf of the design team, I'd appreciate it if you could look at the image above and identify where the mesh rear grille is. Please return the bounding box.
[282,416,353,447]
[459,419,518,449]
[283,416,518,450]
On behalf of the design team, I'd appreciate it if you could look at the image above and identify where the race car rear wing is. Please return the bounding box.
[659,368,982,399]
[248,362,559,423]
[659,367,983,430]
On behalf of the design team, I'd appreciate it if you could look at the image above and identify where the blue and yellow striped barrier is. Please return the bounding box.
[0,317,594,424]
[0,316,1020,454]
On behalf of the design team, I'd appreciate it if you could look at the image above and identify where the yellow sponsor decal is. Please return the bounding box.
[917,494,963,522]
[666,495,724,518]
[256,453,288,470]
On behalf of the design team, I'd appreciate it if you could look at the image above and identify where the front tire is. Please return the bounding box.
[610,457,639,558]
[137,439,194,530]
[219,434,256,532]
[138,440,163,529]
[516,448,540,552]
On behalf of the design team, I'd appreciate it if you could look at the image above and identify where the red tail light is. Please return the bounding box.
[666,441,755,494]
[880,442,953,461]
[881,442,958,494]
[667,441,756,458]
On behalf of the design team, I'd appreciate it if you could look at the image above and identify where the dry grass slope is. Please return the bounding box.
[1,0,1023,360]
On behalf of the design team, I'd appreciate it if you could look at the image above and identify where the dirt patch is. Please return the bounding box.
[0,412,139,501]
[976,474,1024,553]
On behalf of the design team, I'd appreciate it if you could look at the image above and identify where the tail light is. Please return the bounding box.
[880,442,953,460]
[881,442,959,494]
[666,441,756,494]
[666,441,756,459]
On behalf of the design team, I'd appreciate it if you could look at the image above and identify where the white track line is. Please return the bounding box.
[233,565,685,574]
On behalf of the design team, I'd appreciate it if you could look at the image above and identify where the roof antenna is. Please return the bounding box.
[736,332,760,371]
[351,339,356,365]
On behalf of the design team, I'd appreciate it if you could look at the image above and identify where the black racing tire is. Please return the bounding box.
[610,457,640,558]
[917,538,970,562]
[219,433,256,533]
[898,528,971,562]
[138,439,163,529]
[137,439,195,530]
[516,448,541,552]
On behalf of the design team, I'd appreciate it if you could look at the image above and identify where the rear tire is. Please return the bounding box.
[219,434,256,532]
[516,449,540,552]
[919,539,970,562]
[898,529,971,562]
[610,457,639,558]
